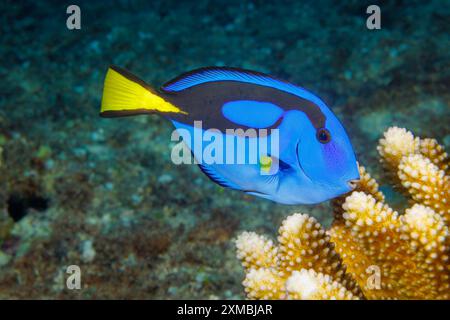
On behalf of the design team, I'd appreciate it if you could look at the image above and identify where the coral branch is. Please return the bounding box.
[398,154,449,222]
[243,268,286,299]
[332,164,384,221]
[236,232,278,269]
[419,138,449,173]
[286,269,359,300]
[236,213,364,300]
[236,126,449,300]
[378,127,419,172]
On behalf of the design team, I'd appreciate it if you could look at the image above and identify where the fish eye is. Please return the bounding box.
[316,128,331,144]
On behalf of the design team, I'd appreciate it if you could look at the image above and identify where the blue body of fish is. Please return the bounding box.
[101,66,360,204]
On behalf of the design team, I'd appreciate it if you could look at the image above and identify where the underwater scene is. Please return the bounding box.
[0,0,449,300]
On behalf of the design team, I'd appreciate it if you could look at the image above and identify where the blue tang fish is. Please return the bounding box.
[100,66,360,204]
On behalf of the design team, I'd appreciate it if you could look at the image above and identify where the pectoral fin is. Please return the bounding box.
[197,163,243,191]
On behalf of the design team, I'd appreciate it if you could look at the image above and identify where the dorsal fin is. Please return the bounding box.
[161,67,325,107]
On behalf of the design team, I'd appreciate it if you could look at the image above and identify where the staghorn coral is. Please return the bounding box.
[236,214,364,300]
[378,126,449,182]
[286,269,357,300]
[332,164,384,221]
[398,154,449,222]
[378,127,449,220]
[236,127,449,300]
[236,232,278,270]
[330,192,449,299]
[377,127,420,172]
[418,138,449,173]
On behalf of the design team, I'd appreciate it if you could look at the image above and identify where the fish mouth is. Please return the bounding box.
[347,179,360,190]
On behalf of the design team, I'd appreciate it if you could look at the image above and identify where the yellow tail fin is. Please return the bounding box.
[100,66,185,117]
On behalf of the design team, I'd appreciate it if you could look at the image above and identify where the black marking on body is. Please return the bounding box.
[160,81,326,132]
